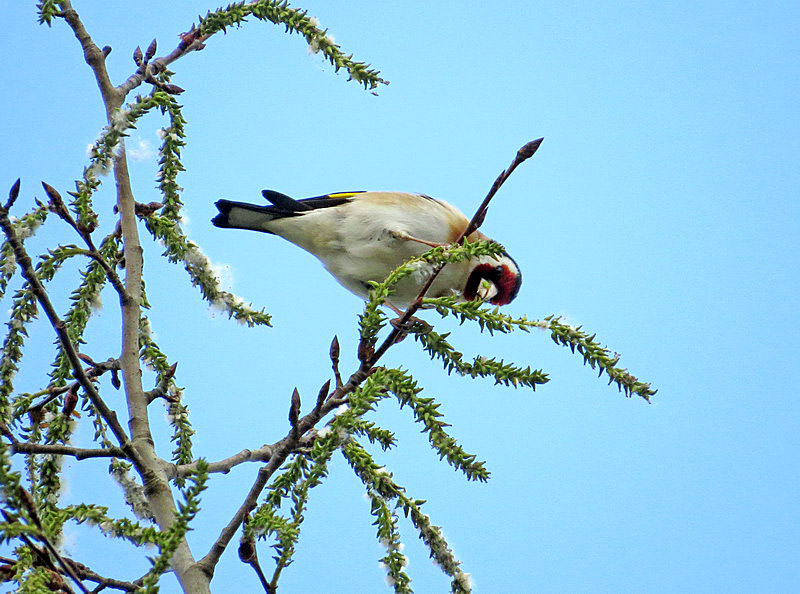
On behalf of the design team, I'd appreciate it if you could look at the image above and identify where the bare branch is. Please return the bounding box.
[197,453,282,575]
[66,557,140,592]
[462,138,544,237]
[10,442,125,460]
[169,444,274,479]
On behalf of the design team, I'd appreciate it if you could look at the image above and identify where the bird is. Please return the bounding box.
[211,190,522,309]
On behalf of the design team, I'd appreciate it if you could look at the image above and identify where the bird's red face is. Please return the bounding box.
[463,256,522,306]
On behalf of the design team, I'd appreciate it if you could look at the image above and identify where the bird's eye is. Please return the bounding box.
[494,265,503,274]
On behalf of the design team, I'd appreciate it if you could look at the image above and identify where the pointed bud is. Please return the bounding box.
[145,39,157,62]
[77,352,95,366]
[133,46,143,66]
[329,335,340,362]
[238,534,257,564]
[316,379,331,409]
[165,362,178,380]
[289,388,301,435]
[517,137,544,162]
[42,182,68,218]
[62,385,78,417]
[165,84,185,95]
[6,178,20,209]
[41,181,61,203]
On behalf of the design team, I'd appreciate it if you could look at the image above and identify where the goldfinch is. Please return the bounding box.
[211,190,522,308]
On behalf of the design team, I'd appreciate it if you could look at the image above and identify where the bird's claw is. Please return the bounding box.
[390,316,432,341]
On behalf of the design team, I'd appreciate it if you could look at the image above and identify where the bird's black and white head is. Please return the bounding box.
[463,252,522,306]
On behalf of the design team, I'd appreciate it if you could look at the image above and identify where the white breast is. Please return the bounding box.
[263,192,471,306]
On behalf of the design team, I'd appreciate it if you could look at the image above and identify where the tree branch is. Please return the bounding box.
[196,443,289,577]
[60,1,119,107]
[196,364,369,574]
[169,444,274,479]
[118,28,208,97]
[65,557,140,592]
[0,554,140,592]
[10,442,125,460]
[56,4,207,591]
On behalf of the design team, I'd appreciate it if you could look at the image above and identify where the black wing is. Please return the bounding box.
[262,189,366,214]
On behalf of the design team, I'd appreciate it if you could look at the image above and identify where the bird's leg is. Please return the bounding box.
[385,302,409,342]
[386,301,432,342]
[389,230,447,248]
[385,301,405,316]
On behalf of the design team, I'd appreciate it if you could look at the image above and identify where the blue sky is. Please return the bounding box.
[2,1,799,592]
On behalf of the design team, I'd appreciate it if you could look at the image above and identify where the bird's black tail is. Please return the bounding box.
[211,200,288,233]
[212,190,363,232]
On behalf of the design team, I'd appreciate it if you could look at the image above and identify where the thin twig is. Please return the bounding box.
[370,138,544,364]
[239,530,271,593]
[42,182,131,305]
[24,385,70,414]
[65,557,140,592]
[330,336,343,388]
[0,186,138,465]
[462,138,544,238]
[19,358,119,420]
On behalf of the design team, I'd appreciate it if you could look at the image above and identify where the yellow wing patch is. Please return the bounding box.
[325,192,366,200]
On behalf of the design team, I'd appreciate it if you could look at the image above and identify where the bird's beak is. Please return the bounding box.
[476,279,499,301]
